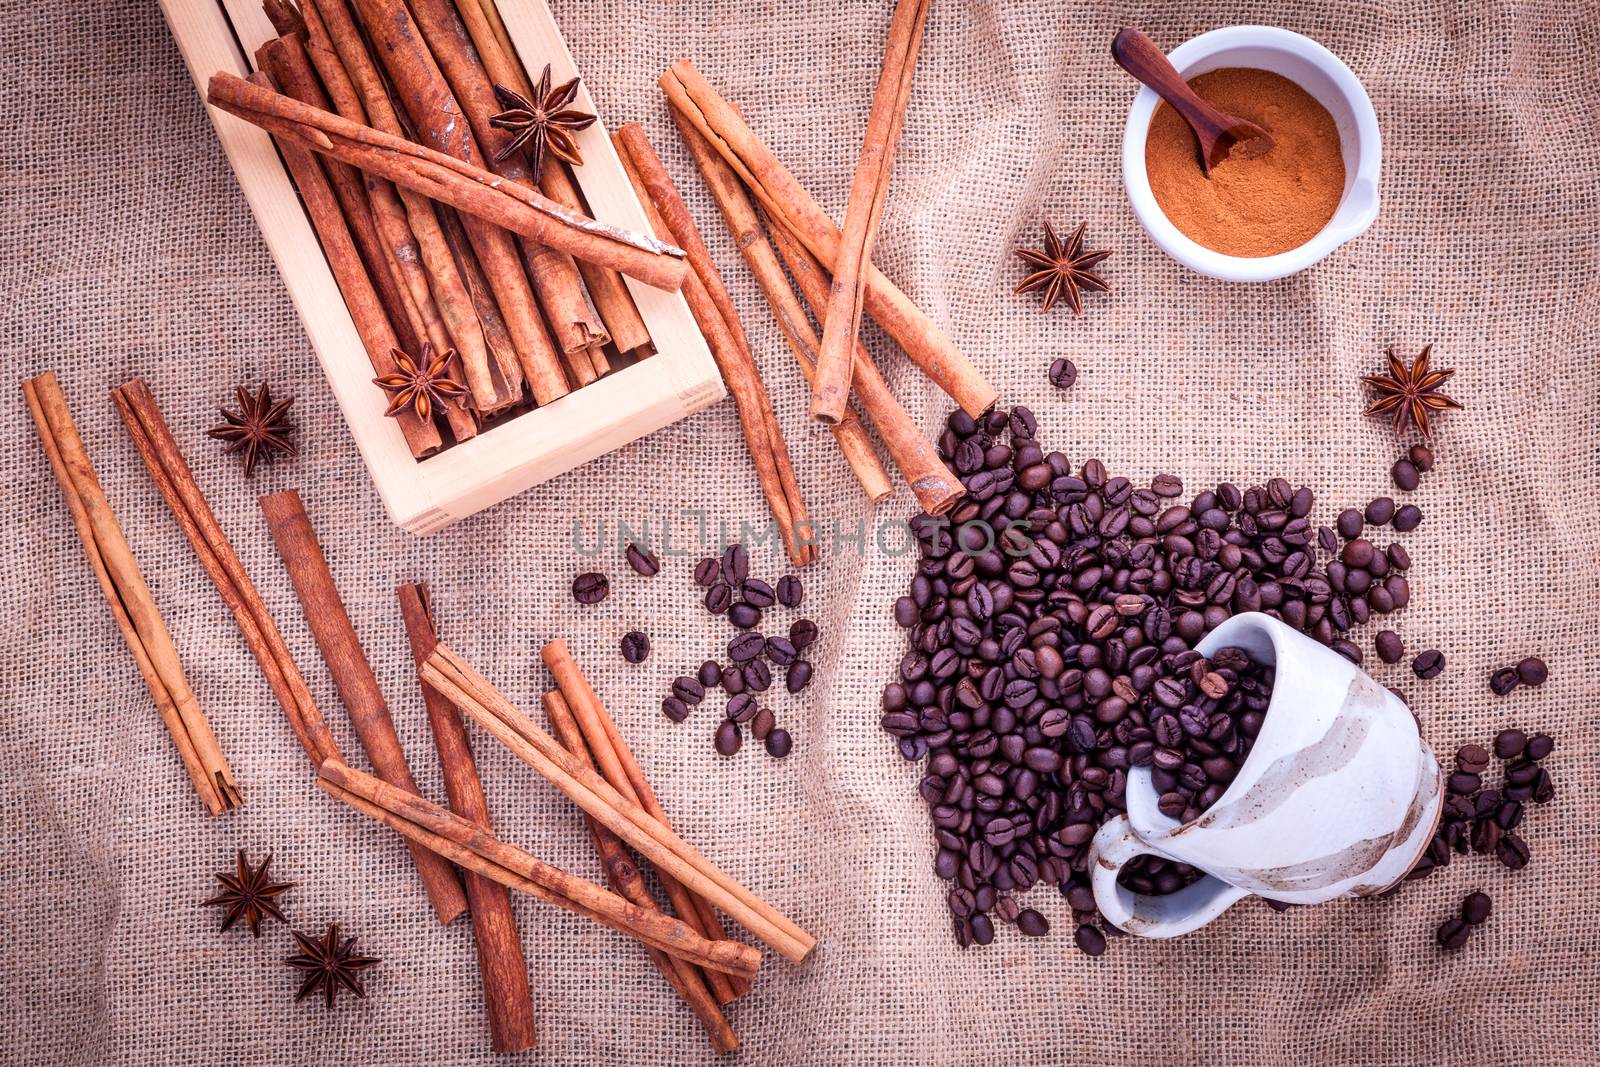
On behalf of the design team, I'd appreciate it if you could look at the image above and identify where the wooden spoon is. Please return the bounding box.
[1111,27,1274,175]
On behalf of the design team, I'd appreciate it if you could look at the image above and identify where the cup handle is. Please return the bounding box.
[1089,815,1251,939]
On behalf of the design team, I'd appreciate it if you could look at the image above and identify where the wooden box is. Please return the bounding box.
[159,0,725,534]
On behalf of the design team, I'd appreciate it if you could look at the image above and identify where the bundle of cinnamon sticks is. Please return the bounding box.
[215,0,683,459]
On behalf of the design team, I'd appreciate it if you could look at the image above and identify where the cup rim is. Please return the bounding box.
[1120,25,1382,282]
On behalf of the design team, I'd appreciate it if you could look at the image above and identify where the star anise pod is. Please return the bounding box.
[1362,344,1462,437]
[372,342,468,420]
[284,923,381,1008]
[488,65,596,179]
[207,383,297,477]
[1014,220,1112,315]
[201,849,294,938]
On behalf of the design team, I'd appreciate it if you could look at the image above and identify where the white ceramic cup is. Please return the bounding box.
[1120,25,1382,282]
[1089,612,1442,938]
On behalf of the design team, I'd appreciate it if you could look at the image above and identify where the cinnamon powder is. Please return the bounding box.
[1144,68,1345,258]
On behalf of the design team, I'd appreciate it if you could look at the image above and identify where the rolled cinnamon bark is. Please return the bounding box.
[304,0,523,411]
[612,127,815,566]
[668,115,964,515]
[813,0,929,423]
[403,0,609,382]
[259,490,465,924]
[659,58,996,418]
[243,70,441,457]
[619,121,892,506]
[23,372,240,814]
[397,585,535,1052]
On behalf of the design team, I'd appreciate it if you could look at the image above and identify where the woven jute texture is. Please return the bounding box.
[3,0,1597,1063]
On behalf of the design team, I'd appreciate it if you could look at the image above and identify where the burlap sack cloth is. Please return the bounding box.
[3,0,1596,1063]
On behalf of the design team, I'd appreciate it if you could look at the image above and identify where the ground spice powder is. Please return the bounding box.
[1144,68,1345,258]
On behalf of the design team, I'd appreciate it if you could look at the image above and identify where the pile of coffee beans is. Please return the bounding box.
[660,543,811,759]
[881,404,1443,953]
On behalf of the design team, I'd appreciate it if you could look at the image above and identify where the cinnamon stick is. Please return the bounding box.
[318,762,760,979]
[403,0,610,384]
[813,0,929,423]
[437,206,525,402]
[543,691,737,1053]
[22,372,240,815]
[258,37,477,444]
[612,128,816,566]
[304,0,523,411]
[670,115,964,515]
[259,490,465,924]
[659,58,996,418]
[397,584,535,1052]
[423,642,816,964]
[540,639,742,1005]
[245,69,441,458]
[617,122,892,506]
[111,378,338,768]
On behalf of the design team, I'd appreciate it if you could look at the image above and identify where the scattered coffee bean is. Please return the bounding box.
[693,557,721,586]
[1495,832,1530,871]
[571,572,609,604]
[1393,504,1422,531]
[620,631,650,663]
[698,660,722,688]
[671,676,705,705]
[728,632,766,662]
[790,618,819,650]
[1516,656,1548,686]
[1489,667,1520,696]
[722,543,749,584]
[1074,923,1108,956]
[1494,728,1526,759]
[751,707,775,740]
[786,659,813,693]
[714,720,742,755]
[764,636,797,666]
[704,582,733,614]
[1332,638,1363,664]
[1336,508,1364,539]
[1375,630,1404,664]
[1048,357,1078,390]
[728,602,763,629]
[1391,458,1420,491]
[722,666,746,695]
[1412,649,1445,679]
[1364,497,1396,526]
[1461,891,1491,925]
[741,578,776,608]
[1408,444,1435,472]
[1436,917,1471,950]
[745,659,773,691]
[776,574,803,608]
[1015,909,1049,937]
[1456,743,1490,774]
[624,542,659,577]
[725,693,755,723]
[1526,733,1554,760]
[764,728,792,758]
[662,696,690,722]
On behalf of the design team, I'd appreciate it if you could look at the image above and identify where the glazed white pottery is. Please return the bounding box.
[1089,612,1442,938]
[1120,25,1381,281]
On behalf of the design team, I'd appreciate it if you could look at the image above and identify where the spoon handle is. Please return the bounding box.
[1111,28,1237,159]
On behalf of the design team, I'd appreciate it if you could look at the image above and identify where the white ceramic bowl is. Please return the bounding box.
[1120,26,1381,282]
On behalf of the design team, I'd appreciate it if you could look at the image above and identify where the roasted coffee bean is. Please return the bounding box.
[1456,743,1490,774]
[728,602,763,629]
[1516,656,1548,686]
[1494,728,1527,759]
[1332,638,1363,664]
[662,696,690,722]
[722,666,746,695]
[1436,917,1471,950]
[1391,458,1420,491]
[764,636,798,666]
[1461,891,1492,925]
[1495,832,1530,871]
[725,693,756,722]
[741,578,776,608]
[1489,667,1520,696]
[1365,497,1396,526]
[698,660,722,688]
[715,720,742,755]
[1074,923,1108,956]
[745,659,772,691]
[705,582,733,614]
[787,659,813,693]
[671,676,705,705]
[620,631,650,663]
[1526,733,1554,760]
[764,728,793,758]
[1412,650,1445,679]
[790,618,820,649]
[751,707,776,740]
[1448,772,1480,795]
[624,542,660,576]
[1336,509,1363,539]
[729,632,766,662]
[693,556,722,586]
[776,574,804,608]
[1408,444,1435,472]
[1015,909,1049,936]
[571,572,609,604]
[1375,630,1404,664]
[1393,504,1422,531]
[1049,357,1078,389]
[722,543,749,584]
